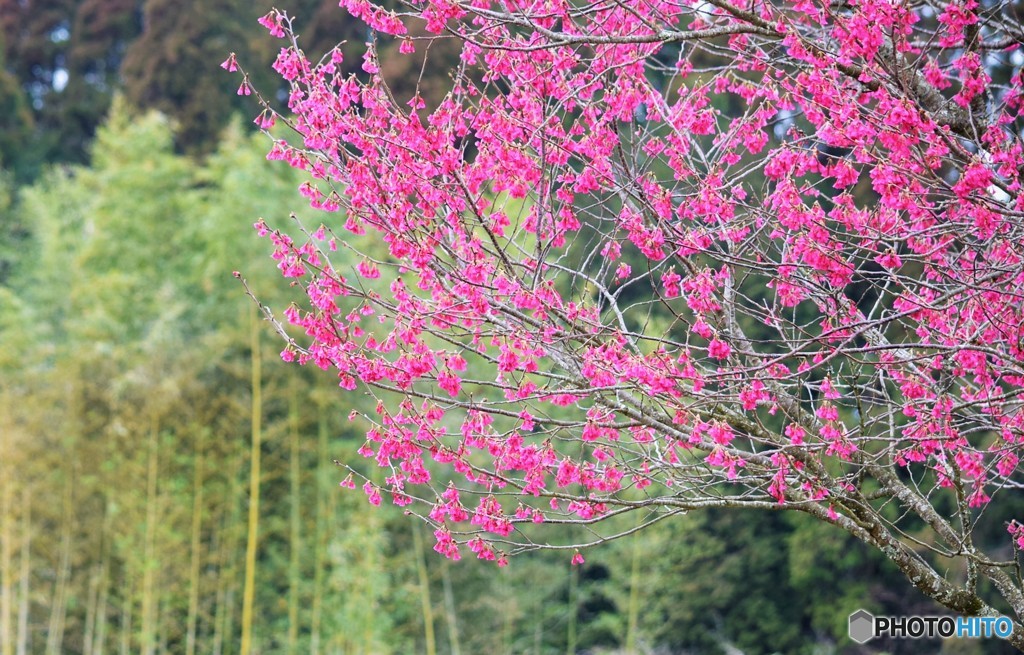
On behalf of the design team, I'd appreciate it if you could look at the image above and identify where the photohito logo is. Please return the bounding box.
[849,609,1014,644]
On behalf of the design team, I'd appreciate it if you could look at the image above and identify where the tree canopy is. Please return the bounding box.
[237,0,1024,647]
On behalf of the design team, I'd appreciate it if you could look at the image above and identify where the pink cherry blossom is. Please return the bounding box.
[237,0,1024,630]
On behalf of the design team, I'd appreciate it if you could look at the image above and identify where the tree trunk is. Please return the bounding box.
[240,305,263,655]
[412,522,437,655]
[185,429,205,655]
[140,416,160,655]
[287,380,301,655]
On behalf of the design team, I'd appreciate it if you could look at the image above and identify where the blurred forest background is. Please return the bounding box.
[0,2,1020,654]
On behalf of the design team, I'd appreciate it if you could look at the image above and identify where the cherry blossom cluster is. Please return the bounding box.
[231,0,1024,598]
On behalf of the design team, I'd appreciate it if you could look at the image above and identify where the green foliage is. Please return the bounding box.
[1,107,403,655]
[0,62,34,179]
[0,171,27,285]
[121,0,265,154]
[5,100,1019,655]
[0,0,141,167]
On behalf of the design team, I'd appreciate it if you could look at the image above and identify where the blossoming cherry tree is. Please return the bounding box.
[230,0,1024,642]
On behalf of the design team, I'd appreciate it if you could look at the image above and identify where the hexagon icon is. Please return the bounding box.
[849,609,875,644]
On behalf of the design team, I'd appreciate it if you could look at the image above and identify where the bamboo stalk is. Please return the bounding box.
[213,450,243,655]
[1,395,13,655]
[85,505,112,655]
[83,564,100,655]
[185,429,206,655]
[440,561,462,655]
[14,487,28,655]
[94,544,110,655]
[287,379,301,655]
[140,416,160,655]
[308,404,328,655]
[44,475,72,655]
[119,570,132,655]
[624,512,643,654]
[565,565,578,655]
[239,305,263,655]
[412,523,437,655]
